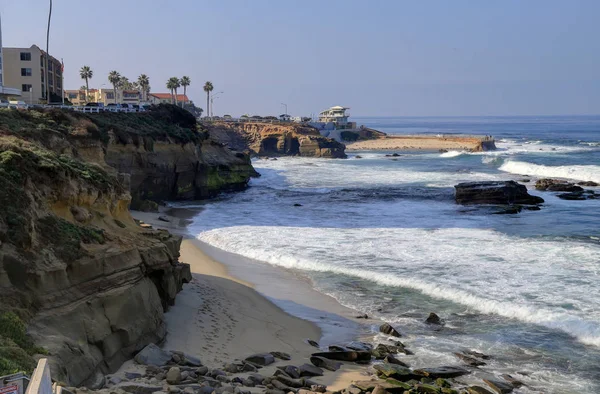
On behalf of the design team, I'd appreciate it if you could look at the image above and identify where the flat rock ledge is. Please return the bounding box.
[454,181,544,205]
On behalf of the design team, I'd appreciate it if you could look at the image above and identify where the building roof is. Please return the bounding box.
[150,93,189,101]
[329,106,349,110]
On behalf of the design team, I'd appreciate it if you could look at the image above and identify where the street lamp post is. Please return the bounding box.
[211,91,224,117]
[45,0,52,103]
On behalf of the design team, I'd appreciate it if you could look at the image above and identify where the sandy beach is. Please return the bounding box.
[130,208,369,390]
[345,136,495,151]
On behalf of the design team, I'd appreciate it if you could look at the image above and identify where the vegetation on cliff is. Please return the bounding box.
[0,312,46,375]
[0,104,207,147]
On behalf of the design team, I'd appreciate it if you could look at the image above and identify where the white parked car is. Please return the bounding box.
[9,100,28,109]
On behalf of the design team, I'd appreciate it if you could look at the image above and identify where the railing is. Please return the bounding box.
[0,104,146,113]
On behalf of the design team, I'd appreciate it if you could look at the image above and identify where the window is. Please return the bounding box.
[21,68,32,77]
[68,93,77,99]
[21,84,32,92]
[40,71,44,82]
[48,62,53,71]
[20,52,31,61]
[106,92,114,99]
[40,56,44,67]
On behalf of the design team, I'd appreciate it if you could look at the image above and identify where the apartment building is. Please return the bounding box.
[149,93,189,105]
[1,45,62,104]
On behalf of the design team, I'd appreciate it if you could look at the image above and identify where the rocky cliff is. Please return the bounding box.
[205,121,347,158]
[0,106,257,386]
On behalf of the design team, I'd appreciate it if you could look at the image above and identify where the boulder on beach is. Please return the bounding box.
[311,351,372,362]
[298,363,324,377]
[309,356,342,371]
[454,181,544,205]
[245,353,275,366]
[578,181,599,187]
[379,323,402,337]
[134,344,172,366]
[373,363,414,380]
[535,178,584,192]
[483,378,514,394]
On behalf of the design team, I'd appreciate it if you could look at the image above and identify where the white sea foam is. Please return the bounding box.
[499,160,600,183]
[252,157,500,188]
[439,151,466,158]
[198,226,600,347]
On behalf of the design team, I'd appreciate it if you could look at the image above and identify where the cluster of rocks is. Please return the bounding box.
[60,318,527,394]
[535,178,598,201]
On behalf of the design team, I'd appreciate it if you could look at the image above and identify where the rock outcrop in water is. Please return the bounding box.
[535,178,584,192]
[454,181,544,205]
[205,121,347,158]
[0,106,257,386]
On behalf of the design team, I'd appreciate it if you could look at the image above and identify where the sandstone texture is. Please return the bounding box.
[205,121,347,158]
[0,106,257,386]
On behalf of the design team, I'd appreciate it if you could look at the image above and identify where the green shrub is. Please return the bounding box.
[0,312,44,375]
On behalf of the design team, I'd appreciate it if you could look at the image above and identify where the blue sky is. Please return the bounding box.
[1,0,599,116]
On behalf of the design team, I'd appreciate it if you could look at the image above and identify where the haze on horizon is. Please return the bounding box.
[1,0,599,117]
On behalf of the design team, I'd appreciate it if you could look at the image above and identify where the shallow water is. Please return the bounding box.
[189,116,600,393]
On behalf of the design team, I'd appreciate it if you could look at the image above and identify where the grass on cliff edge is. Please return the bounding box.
[0,138,117,251]
[0,104,207,146]
[0,312,46,376]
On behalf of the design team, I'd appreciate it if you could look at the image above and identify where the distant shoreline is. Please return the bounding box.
[345,135,496,152]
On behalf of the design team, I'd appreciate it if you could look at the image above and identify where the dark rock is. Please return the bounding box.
[416,384,442,393]
[134,344,172,366]
[482,379,514,394]
[328,345,349,352]
[435,378,451,388]
[557,192,588,200]
[578,181,599,186]
[158,216,170,222]
[183,353,202,367]
[439,149,448,153]
[166,367,182,385]
[346,341,373,351]
[454,352,486,367]
[245,353,275,366]
[355,155,363,159]
[384,355,410,368]
[307,339,320,348]
[413,366,470,379]
[467,387,494,394]
[455,181,544,205]
[425,313,443,325]
[535,178,583,192]
[379,323,402,337]
[519,179,530,183]
[373,364,414,380]
[125,372,142,380]
[372,343,404,359]
[277,365,301,379]
[522,205,541,211]
[355,314,369,319]
[274,375,304,388]
[298,363,324,377]
[392,153,401,157]
[500,374,523,388]
[463,350,490,360]
[270,351,292,360]
[224,363,242,373]
[493,206,523,214]
[309,356,342,371]
[310,384,327,393]
[293,203,303,207]
[265,390,286,394]
[247,373,266,384]
[311,351,371,362]
[197,366,209,376]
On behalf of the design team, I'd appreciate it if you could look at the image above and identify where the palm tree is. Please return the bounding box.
[108,70,121,104]
[166,77,179,104]
[119,76,134,91]
[173,78,181,106]
[180,76,191,107]
[203,81,213,118]
[137,74,150,101]
[79,66,93,103]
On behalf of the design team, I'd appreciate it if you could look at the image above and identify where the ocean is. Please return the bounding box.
[190,116,600,393]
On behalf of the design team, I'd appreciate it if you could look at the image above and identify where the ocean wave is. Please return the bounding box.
[439,151,467,158]
[197,226,600,347]
[499,161,600,183]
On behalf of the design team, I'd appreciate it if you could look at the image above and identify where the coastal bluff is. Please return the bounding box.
[204,121,347,158]
[0,106,257,386]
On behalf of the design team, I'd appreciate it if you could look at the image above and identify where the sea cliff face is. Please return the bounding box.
[0,106,256,386]
[206,121,347,158]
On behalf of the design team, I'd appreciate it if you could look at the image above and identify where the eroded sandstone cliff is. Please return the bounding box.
[0,106,257,386]
[205,121,347,158]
